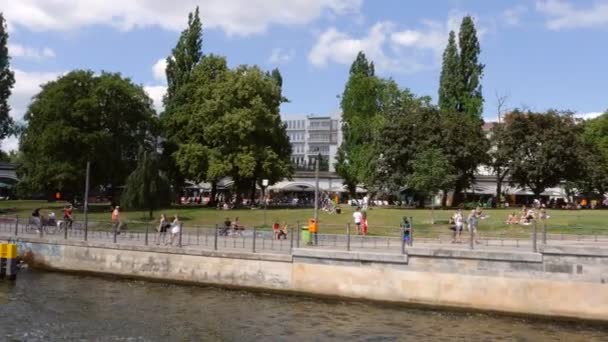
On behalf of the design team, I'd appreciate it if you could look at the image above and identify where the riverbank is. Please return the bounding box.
[6,235,608,323]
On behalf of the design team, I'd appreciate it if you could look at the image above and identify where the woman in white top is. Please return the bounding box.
[168,215,180,246]
[453,210,464,243]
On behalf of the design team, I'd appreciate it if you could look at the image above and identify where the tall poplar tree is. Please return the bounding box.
[438,31,461,113]
[0,13,15,140]
[458,16,484,118]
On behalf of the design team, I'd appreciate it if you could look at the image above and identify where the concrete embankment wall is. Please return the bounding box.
[5,236,608,322]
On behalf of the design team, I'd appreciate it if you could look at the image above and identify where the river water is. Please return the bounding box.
[1,271,606,341]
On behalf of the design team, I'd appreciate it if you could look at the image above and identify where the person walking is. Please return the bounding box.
[361,210,368,235]
[156,214,170,245]
[452,209,464,243]
[168,215,181,246]
[467,209,480,244]
[63,204,74,229]
[111,206,121,235]
[353,207,363,234]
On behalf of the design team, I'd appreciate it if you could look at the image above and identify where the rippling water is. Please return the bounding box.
[1,270,606,341]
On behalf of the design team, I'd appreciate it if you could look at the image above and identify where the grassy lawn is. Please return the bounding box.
[0,200,606,237]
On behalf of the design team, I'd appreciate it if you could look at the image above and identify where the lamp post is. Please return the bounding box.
[262,179,269,226]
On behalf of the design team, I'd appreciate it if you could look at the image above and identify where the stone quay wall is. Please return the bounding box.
[4,235,608,322]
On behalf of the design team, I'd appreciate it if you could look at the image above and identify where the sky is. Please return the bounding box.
[1,0,608,151]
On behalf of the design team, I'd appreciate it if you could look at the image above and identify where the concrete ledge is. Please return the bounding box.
[407,247,543,263]
[293,248,408,264]
[2,235,292,263]
[540,245,608,257]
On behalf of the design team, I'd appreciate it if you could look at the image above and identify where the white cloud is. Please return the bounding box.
[144,85,167,113]
[8,43,56,60]
[575,111,603,120]
[1,69,62,151]
[152,58,167,83]
[536,0,608,30]
[502,5,527,26]
[268,48,295,64]
[1,0,362,36]
[309,13,469,73]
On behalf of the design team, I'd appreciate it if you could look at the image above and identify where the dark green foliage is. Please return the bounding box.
[458,16,484,118]
[407,148,457,196]
[0,13,15,139]
[576,112,608,195]
[438,31,461,114]
[502,110,582,196]
[121,148,171,218]
[18,70,157,198]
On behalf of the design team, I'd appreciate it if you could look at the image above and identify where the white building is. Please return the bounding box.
[283,115,342,172]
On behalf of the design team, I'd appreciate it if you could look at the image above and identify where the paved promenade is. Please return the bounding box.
[1,220,607,255]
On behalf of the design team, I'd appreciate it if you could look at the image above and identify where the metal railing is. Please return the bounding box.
[0,215,605,255]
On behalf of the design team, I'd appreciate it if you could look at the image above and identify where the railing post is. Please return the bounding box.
[196,227,200,245]
[145,222,149,246]
[214,224,218,251]
[178,223,183,248]
[469,222,474,250]
[290,223,294,252]
[39,222,43,239]
[346,223,351,251]
[252,226,257,253]
[409,216,414,246]
[14,216,18,237]
[532,219,538,252]
[113,222,118,243]
[296,221,300,248]
[542,219,547,245]
[64,221,68,240]
[401,226,406,255]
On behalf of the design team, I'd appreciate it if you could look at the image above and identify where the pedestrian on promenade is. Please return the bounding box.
[452,209,464,243]
[361,210,368,235]
[220,217,231,236]
[111,206,121,235]
[353,207,363,234]
[168,215,181,245]
[277,222,288,240]
[156,214,170,245]
[467,209,480,244]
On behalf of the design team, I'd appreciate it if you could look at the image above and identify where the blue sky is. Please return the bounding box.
[2,0,608,150]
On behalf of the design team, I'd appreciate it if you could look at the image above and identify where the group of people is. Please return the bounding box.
[449,207,485,244]
[352,207,369,235]
[30,204,74,231]
[155,213,181,245]
[219,217,245,237]
[505,205,548,226]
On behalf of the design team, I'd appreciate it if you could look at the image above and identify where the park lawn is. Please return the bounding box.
[0,200,606,236]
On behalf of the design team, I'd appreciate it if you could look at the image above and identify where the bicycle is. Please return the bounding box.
[25,217,59,234]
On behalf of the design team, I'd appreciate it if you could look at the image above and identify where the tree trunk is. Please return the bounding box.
[441,190,448,209]
[149,207,153,220]
[249,180,257,207]
[208,181,218,207]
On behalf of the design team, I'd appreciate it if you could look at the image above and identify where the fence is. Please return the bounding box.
[0,215,605,255]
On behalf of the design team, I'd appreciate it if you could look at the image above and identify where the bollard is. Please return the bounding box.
[64,221,68,240]
[532,220,538,252]
[145,222,149,246]
[252,226,257,253]
[542,220,547,245]
[14,216,18,237]
[409,216,414,246]
[296,221,300,248]
[214,224,218,251]
[0,243,18,281]
[346,223,351,251]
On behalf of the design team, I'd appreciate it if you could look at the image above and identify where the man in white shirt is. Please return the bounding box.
[353,207,363,234]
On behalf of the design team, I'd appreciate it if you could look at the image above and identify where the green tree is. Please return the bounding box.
[458,16,484,118]
[438,31,461,114]
[407,148,456,223]
[576,112,608,196]
[121,148,171,219]
[160,7,203,200]
[0,13,15,140]
[164,7,203,108]
[18,70,157,200]
[336,51,381,195]
[502,110,582,197]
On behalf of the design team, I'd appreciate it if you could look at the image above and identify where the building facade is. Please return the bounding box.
[283,115,342,172]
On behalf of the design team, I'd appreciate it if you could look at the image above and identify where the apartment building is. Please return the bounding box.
[283,115,342,172]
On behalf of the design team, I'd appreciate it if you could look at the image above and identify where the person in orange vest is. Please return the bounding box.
[308,218,318,245]
[112,206,121,235]
[361,210,368,235]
